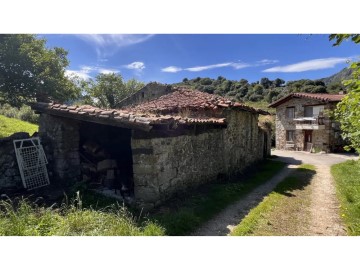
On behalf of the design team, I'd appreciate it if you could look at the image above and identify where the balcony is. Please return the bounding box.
[294,117,325,130]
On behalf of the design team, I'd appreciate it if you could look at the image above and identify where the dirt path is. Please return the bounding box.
[192,150,357,236]
[307,164,346,236]
[191,164,298,236]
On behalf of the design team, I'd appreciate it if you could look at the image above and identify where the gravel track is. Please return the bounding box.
[192,150,358,236]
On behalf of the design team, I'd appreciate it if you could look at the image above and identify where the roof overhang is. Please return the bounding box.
[31,102,228,132]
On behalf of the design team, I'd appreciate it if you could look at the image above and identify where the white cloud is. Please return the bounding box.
[161,66,183,73]
[98,68,120,74]
[230,62,251,69]
[161,62,249,73]
[65,69,92,80]
[124,61,145,70]
[185,62,232,72]
[77,34,154,57]
[256,59,279,65]
[65,65,120,79]
[263,57,350,73]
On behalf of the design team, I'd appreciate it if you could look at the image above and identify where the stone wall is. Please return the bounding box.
[35,109,270,209]
[275,98,337,152]
[117,83,173,108]
[38,114,81,185]
[131,110,268,209]
[0,133,30,190]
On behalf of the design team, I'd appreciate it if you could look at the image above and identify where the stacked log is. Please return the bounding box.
[79,141,131,199]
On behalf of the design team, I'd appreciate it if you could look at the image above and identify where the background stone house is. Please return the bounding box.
[29,84,270,209]
[269,92,345,152]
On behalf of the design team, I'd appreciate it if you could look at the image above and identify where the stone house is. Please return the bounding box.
[268,92,345,152]
[29,83,271,209]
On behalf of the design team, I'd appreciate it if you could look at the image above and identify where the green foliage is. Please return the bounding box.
[0,195,165,236]
[0,34,80,107]
[329,34,360,46]
[331,34,360,153]
[260,77,272,89]
[0,115,38,138]
[84,73,144,109]
[151,160,285,235]
[331,160,360,235]
[273,78,285,87]
[200,77,213,85]
[173,74,342,106]
[0,103,39,124]
[327,81,345,93]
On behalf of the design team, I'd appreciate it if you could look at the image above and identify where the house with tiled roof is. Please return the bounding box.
[32,83,271,209]
[269,92,345,152]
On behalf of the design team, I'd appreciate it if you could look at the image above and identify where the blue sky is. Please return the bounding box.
[43,34,359,84]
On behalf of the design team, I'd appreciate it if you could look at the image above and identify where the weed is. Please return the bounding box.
[0,193,165,236]
[331,160,360,235]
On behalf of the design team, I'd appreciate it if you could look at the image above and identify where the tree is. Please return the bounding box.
[330,34,360,152]
[221,80,232,92]
[0,34,80,107]
[86,73,144,109]
[200,77,213,85]
[239,79,248,86]
[253,84,264,95]
[273,78,285,87]
[260,77,272,89]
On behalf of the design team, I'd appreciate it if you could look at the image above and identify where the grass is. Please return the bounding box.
[231,164,315,236]
[0,193,165,236]
[0,115,38,138]
[331,160,360,235]
[151,159,285,235]
[0,160,285,236]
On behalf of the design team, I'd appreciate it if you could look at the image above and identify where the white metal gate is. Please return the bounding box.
[13,137,50,190]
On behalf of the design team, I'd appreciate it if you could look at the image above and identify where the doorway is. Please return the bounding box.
[78,122,134,197]
[304,130,313,152]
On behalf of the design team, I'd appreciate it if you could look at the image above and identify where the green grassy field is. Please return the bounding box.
[231,164,315,236]
[331,160,360,235]
[0,115,38,138]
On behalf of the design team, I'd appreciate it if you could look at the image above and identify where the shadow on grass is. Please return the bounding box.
[272,155,302,165]
[274,167,315,197]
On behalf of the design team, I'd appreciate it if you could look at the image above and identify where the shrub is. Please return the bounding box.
[0,104,19,118]
[18,105,39,124]
[248,94,263,102]
[226,90,238,97]
[0,104,39,124]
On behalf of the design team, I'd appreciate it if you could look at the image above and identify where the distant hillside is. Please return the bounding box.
[170,68,354,106]
[320,67,353,85]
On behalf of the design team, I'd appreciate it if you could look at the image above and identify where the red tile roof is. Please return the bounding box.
[31,103,227,132]
[268,93,345,108]
[127,88,269,115]
[31,88,268,132]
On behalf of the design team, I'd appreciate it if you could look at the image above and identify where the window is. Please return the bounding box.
[286,130,295,142]
[304,106,313,117]
[285,107,295,119]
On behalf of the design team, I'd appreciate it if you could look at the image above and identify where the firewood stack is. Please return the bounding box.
[80,140,131,198]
